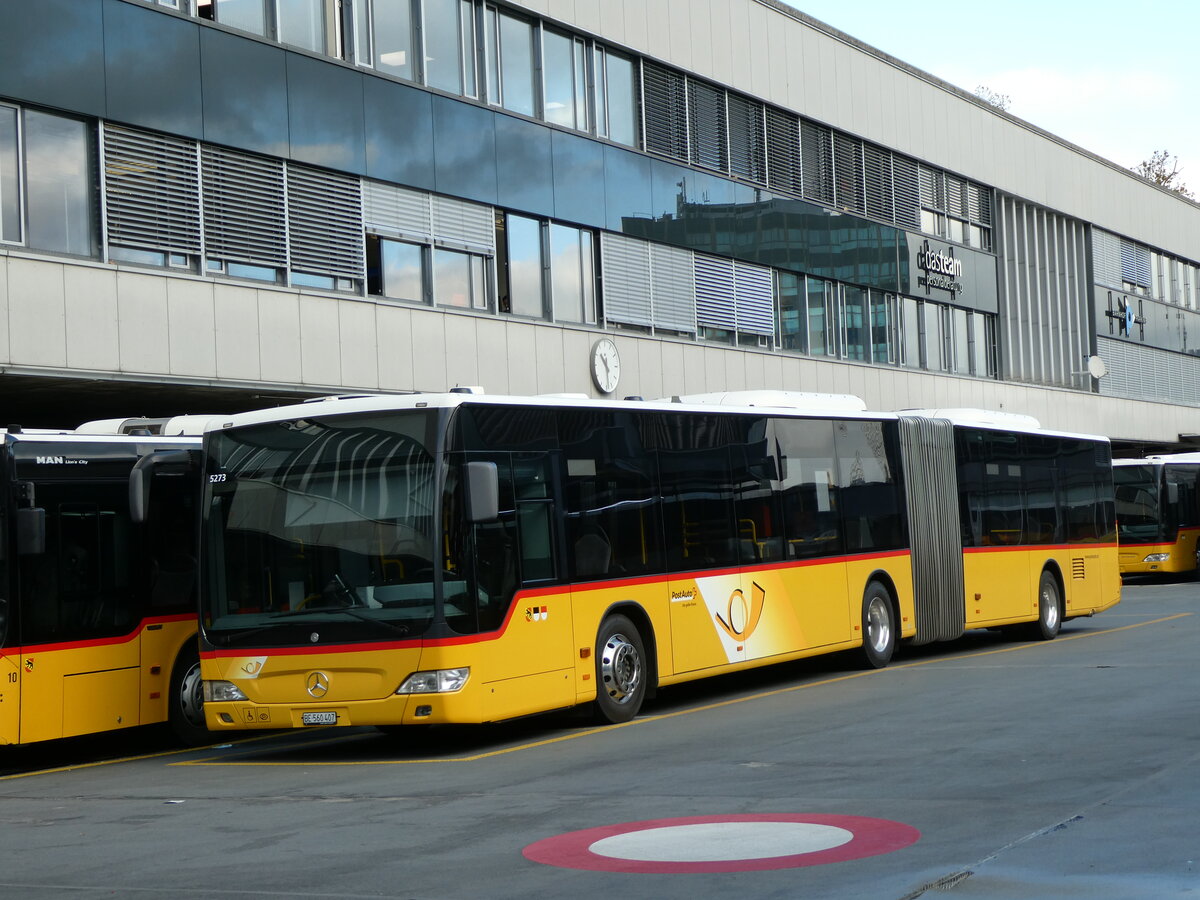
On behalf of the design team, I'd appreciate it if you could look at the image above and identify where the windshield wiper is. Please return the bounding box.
[268,605,411,638]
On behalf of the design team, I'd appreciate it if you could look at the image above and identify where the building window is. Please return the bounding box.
[353,0,415,80]
[869,290,896,365]
[486,6,536,117]
[24,110,95,257]
[841,285,867,361]
[807,277,832,357]
[277,0,325,52]
[374,238,426,302]
[901,297,920,368]
[201,0,268,37]
[776,271,806,352]
[0,106,20,244]
[498,213,544,317]
[542,29,587,131]
[549,223,595,324]
[433,246,488,309]
[594,47,636,147]
[423,0,472,95]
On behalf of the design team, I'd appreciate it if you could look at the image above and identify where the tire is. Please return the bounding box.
[593,614,647,724]
[1025,570,1062,641]
[168,641,210,746]
[858,581,896,669]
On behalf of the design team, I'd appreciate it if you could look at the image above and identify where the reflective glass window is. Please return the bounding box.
[381,239,426,302]
[460,0,477,98]
[774,418,841,559]
[497,10,535,116]
[604,51,636,147]
[542,30,585,130]
[921,301,942,370]
[278,0,325,52]
[433,247,487,309]
[835,420,903,552]
[842,285,867,361]
[952,307,970,374]
[550,223,595,324]
[24,111,93,256]
[777,271,805,352]
[424,0,463,94]
[367,0,414,79]
[0,107,18,243]
[505,214,544,317]
[869,290,893,364]
[807,277,830,356]
[902,297,920,368]
[214,0,266,35]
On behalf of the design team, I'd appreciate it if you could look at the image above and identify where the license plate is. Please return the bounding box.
[301,711,337,726]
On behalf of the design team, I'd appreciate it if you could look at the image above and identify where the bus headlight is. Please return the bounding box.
[396,668,470,694]
[1143,553,1170,562]
[203,680,249,702]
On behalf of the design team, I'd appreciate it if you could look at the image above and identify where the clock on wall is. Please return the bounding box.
[589,338,621,394]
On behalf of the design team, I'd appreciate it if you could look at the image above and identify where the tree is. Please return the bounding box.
[973,85,1011,111]
[1133,150,1194,199]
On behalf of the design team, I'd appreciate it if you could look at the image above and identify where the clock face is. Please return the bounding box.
[590,338,621,393]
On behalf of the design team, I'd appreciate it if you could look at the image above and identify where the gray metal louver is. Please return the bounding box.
[765,107,801,195]
[946,175,966,218]
[695,253,736,330]
[432,194,496,253]
[363,180,433,241]
[601,232,653,327]
[1120,239,1152,287]
[287,164,364,279]
[201,145,287,267]
[918,165,945,211]
[863,143,892,223]
[892,154,921,229]
[687,79,728,173]
[1092,229,1121,288]
[103,124,201,255]
[733,261,774,335]
[898,415,964,644]
[833,132,864,214]
[799,120,833,205]
[641,61,688,161]
[649,243,696,333]
[727,94,765,183]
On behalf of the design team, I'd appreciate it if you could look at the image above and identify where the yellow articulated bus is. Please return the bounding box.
[0,418,208,746]
[1114,453,1200,577]
[198,393,1119,733]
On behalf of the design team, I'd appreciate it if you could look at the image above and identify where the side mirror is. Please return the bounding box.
[130,450,198,524]
[16,507,45,555]
[464,461,499,523]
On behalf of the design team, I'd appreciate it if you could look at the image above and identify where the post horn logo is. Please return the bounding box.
[306,671,330,699]
[715,582,766,641]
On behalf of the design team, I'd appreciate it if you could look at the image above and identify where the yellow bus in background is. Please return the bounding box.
[0,418,207,746]
[1114,454,1200,577]
[198,393,1119,732]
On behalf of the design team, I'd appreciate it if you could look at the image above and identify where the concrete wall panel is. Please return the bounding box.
[65,265,119,372]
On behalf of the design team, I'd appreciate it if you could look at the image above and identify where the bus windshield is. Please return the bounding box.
[1114,464,1166,542]
[201,411,445,647]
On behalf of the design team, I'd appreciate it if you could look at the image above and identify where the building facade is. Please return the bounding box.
[0,0,1198,447]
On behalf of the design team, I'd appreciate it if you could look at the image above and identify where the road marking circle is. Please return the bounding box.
[523,813,920,873]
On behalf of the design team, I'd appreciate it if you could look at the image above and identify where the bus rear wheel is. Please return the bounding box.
[1025,570,1062,641]
[168,643,210,746]
[593,614,646,724]
[858,582,896,669]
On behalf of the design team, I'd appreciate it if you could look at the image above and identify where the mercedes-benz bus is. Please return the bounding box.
[197,393,1119,733]
[1114,453,1200,576]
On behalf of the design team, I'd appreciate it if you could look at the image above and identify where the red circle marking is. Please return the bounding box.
[522,813,920,874]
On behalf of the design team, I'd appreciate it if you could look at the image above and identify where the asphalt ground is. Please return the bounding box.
[0,579,1196,899]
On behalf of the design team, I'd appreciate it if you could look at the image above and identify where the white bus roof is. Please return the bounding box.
[203,391,1107,445]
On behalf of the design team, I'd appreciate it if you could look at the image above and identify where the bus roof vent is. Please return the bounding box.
[75,417,171,435]
[450,386,484,394]
[900,408,1042,430]
[668,390,867,411]
[160,415,225,436]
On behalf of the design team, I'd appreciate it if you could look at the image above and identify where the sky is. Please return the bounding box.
[786,1,1199,191]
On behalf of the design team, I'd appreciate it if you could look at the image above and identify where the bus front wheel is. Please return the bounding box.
[859,582,896,669]
[1025,570,1062,641]
[593,614,646,724]
[168,643,210,746]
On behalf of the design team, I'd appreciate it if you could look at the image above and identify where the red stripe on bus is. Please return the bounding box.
[204,549,914,660]
[0,613,195,658]
[964,542,1119,554]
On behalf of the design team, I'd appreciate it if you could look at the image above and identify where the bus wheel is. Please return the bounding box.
[169,643,210,746]
[1026,570,1062,641]
[594,614,646,724]
[859,582,896,669]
